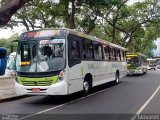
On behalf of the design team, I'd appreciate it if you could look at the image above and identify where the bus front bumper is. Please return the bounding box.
[127,69,143,75]
[15,81,68,95]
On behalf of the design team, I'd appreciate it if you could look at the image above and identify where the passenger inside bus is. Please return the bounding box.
[43,46,53,58]
[40,44,65,71]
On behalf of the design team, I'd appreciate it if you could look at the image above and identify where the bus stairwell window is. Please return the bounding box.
[71,41,80,59]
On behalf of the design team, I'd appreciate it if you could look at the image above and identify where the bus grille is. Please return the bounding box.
[127,67,137,69]
[21,80,53,86]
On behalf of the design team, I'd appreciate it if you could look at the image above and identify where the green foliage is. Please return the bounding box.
[0,33,19,54]
[1,0,160,57]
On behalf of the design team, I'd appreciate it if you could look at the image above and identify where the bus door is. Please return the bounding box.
[0,48,7,75]
[68,36,82,93]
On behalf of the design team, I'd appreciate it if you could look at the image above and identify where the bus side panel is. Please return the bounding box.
[68,63,83,94]
[82,61,94,84]
[92,61,112,86]
[120,62,127,78]
[110,62,117,80]
[111,61,127,81]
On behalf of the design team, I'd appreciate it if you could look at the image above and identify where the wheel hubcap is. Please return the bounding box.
[83,81,89,91]
[116,75,119,83]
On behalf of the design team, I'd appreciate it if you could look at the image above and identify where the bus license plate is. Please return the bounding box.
[32,88,40,92]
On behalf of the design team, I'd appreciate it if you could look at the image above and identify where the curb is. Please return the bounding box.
[0,95,29,103]
[0,76,14,79]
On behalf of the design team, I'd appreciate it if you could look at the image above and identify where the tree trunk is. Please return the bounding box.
[0,0,31,27]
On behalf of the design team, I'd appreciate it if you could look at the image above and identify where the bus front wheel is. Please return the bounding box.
[83,77,92,96]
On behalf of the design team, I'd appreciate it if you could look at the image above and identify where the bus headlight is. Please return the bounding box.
[15,77,21,84]
[58,70,65,82]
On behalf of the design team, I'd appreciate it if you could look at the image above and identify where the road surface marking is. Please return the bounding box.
[19,82,125,120]
[131,84,160,120]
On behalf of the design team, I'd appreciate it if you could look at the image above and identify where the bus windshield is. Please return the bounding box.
[127,56,140,67]
[16,39,66,73]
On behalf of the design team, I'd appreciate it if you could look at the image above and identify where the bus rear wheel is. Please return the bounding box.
[114,72,119,84]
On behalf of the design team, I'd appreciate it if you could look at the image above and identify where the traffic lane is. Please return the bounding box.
[0,96,57,114]
[0,81,123,114]
[140,82,160,114]
[0,70,159,115]
[20,70,160,116]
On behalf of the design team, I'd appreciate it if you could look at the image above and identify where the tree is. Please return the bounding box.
[0,0,160,58]
[127,22,158,57]
[0,0,31,27]
[88,0,160,47]
[0,33,19,54]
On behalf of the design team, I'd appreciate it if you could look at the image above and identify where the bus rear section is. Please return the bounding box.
[147,58,157,70]
[0,47,7,76]
[126,53,147,75]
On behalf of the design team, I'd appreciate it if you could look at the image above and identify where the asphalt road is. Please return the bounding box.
[0,70,160,120]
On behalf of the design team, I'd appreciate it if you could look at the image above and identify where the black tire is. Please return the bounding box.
[82,77,91,96]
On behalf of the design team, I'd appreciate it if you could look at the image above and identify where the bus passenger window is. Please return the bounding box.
[116,49,121,61]
[93,43,102,60]
[110,47,115,60]
[103,45,109,60]
[71,40,80,59]
[123,51,126,61]
[120,50,124,61]
[83,40,93,59]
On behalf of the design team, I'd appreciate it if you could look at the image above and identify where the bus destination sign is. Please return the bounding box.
[20,29,67,40]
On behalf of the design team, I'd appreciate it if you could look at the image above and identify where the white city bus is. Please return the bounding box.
[126,53,148,75]
[15,28,127,95]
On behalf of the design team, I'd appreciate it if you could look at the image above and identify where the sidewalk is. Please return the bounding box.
[0,76,25,102]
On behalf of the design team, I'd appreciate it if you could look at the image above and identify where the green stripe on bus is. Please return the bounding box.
[16,75,58,85]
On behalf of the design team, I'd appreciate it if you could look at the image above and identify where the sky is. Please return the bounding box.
[153,39,160,57]
[0,0,141,39]
[0,25,26,39]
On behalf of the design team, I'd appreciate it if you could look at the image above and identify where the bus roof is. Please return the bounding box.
[126,52,146,57]
[147,58,156,61]
[0,47,7,51]
[68,29,126,50]
[20,28,126,51]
